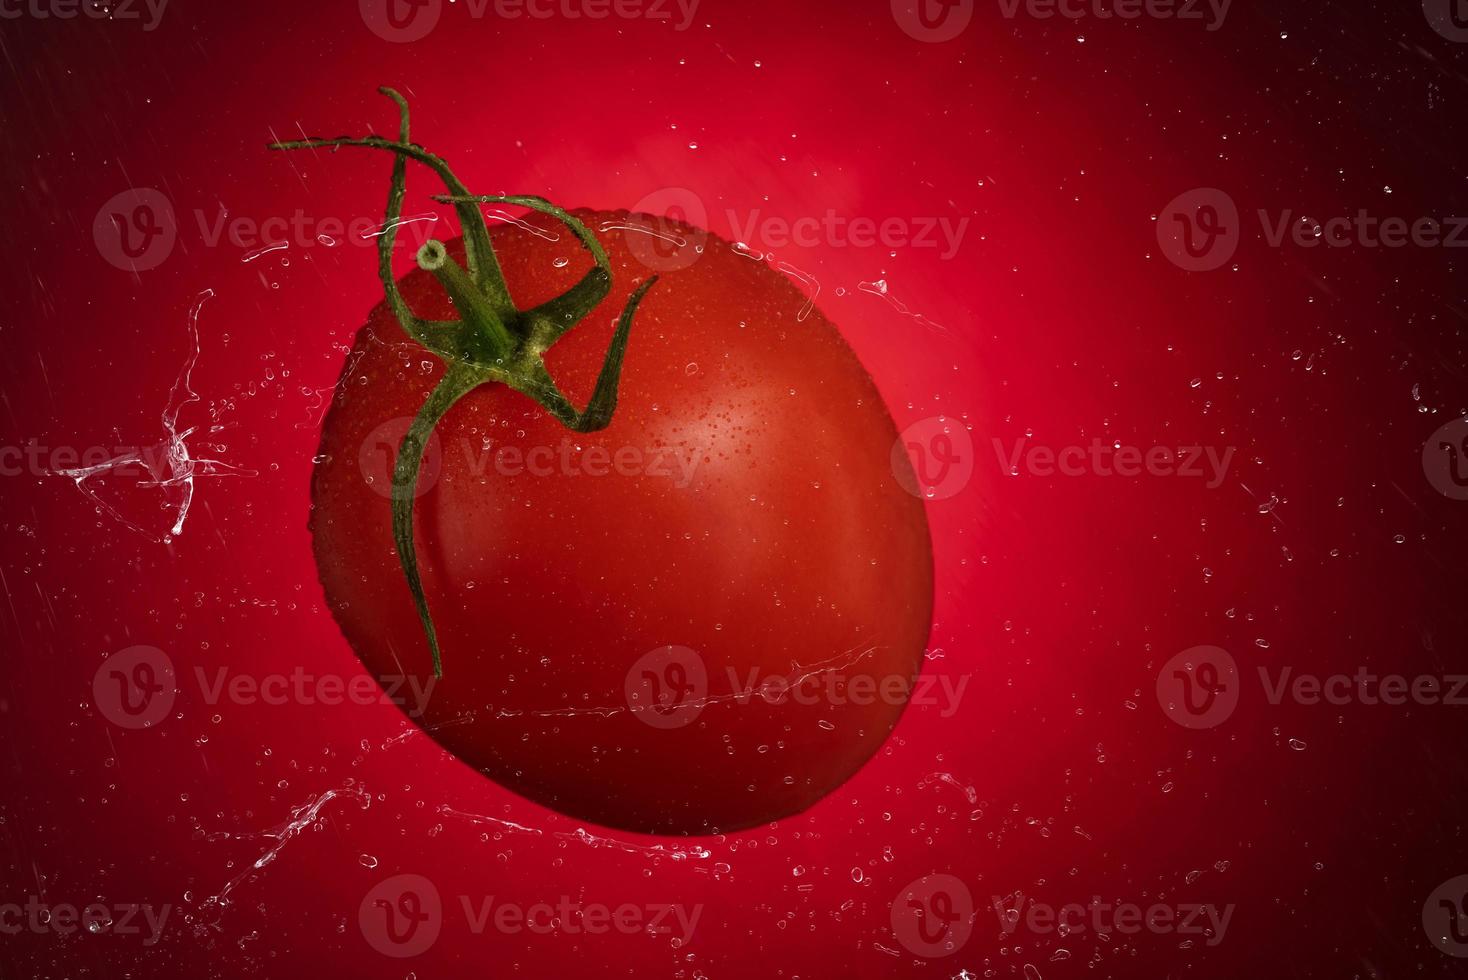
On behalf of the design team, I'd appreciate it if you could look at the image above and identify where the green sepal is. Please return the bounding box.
[271,90,665,675]
[391,361,490,677]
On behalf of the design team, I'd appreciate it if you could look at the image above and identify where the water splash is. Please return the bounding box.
[438,805,713,862]
[240,241,289,263]
[437,804,544,838]
[858,278,949,335]
[919,771,979,804]
[51,290,254,543]
[487,208,561,242]
[775,261,821,322]
[728,243,819,322]
[379,712,475,750]
[732,241,772,261]
[598,219,687,249]
[197,786,372,921]
[360,211,439,240]
[513,641,879,722]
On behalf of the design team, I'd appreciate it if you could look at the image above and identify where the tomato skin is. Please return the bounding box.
[311,211,933,835]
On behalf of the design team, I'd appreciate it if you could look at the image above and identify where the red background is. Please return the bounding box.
[2,1,1467,976]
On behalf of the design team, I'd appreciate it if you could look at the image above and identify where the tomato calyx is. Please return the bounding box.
[269,87,660,676]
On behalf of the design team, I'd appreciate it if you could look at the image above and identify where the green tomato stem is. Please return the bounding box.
[415,240,516,363]
[391,361,489,678]
[270,88,662,676]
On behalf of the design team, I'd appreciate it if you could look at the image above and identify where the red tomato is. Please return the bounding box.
[310,212,933,834]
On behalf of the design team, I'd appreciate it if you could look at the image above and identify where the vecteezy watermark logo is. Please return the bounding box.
[992,894,1233,947]
[93,188,176,273]
[360,0,442,42]
[625,646,708,729]
[1256,211,1468,250]
[1257,667,1468,707]
[1156,645,1239,729]
[891,0,974,42]
[1162,647,1468,728]
[995,438,1233,487]
[360,874,443,958]
[359,418,444,500]
[623,187,709,273]
[1426,876,1468,956]
[624,652,966,728]
[199,207,441,253]
[892,874,975,957]
[362,0,699,40]
[891,417,974,501]
[193,668,438,718]
[1160,187,1468,271]
[95,193,439,269]
[0,898,170,944]
[358,427,702,498]
[359,878,698,951]
[725,210,970,261]
[2,439,184,478]
[728,668,968,717]
[471,440,698,486]
[622,189,972,269]
[94,646,437,724]
[92,645,176,730]
[1424,0,1468,43]
[1156,188,1239,272]
[1424,417,1468,500]
[0,0,169,30]
[895,0,1230,41]
[995,0,1231,30]
[461,897,701,940]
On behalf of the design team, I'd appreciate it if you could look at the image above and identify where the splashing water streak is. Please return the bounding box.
[516,641,880,721]
[199,787,371,919]
[438,805,713,862]
[731,241,771,261]
[727,241,820,321]
[360,211,440,240]
[51,290,253,542]
[486,208,562,242]
[728,241,820,321]
[240,241,289,263]
[858,278,949,334]
[920,771,980,804]
[776,260,820,322]
[598,219,687,248]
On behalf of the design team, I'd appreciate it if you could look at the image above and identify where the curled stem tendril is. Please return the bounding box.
[270,87,660,676]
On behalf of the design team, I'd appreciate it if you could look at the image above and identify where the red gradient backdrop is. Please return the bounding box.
[2,1,1467,977]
